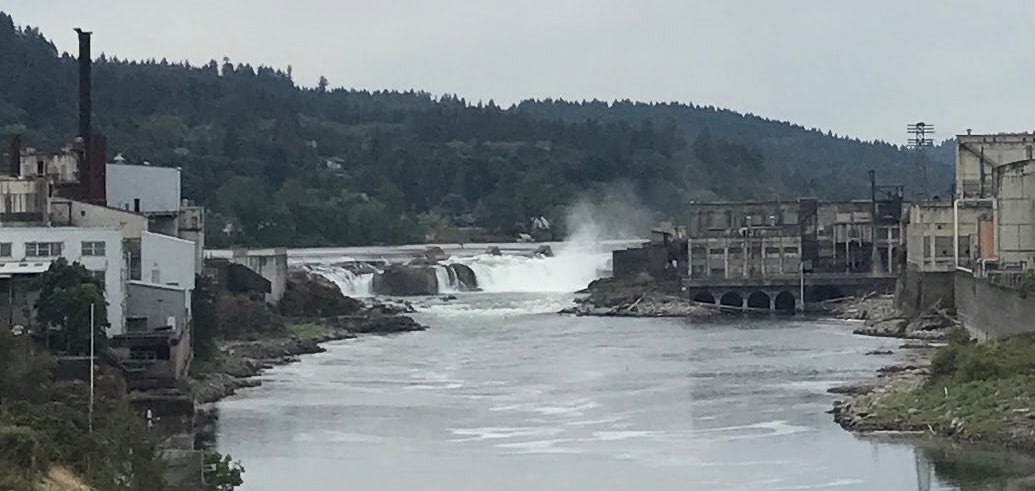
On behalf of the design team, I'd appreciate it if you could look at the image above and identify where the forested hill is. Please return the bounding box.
[0,13,952,247]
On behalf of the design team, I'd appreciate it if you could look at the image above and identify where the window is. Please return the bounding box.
[709,248,724,255]
[783,247,799,254]
[0,243,10,257]
[81,241,106,256]
[90,270,105,288]
[935,237,953,258]
[765,247,781,254]
[25,242,62,257]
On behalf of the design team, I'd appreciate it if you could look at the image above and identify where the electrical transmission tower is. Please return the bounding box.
[907,121,935,199]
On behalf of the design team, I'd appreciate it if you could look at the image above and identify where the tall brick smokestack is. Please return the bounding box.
[74,28,105,204]
[6,134,19,176]
[75,28,92,144]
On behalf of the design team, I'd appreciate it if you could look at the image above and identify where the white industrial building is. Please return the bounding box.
[0,226,126,335]
[106,162,182,214]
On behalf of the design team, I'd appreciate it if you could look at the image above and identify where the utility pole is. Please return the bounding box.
[869,170,880,274]
[907,122,935,199]
[89,302,95,434]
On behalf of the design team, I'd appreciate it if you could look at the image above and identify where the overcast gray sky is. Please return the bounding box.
[5,0,1033,143]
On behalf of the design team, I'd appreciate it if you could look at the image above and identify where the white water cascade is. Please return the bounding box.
[448,243,610,293]
[434,265,460,293]
[307,265,375,297]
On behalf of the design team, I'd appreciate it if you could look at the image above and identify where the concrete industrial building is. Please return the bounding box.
[993,159,1035,269]
[0,226,126,336]
[955,132,1035,199]
[683,198,905,281]
[613,192,905,312]
[2,131,203,384]
[900,132,1035,339]
[221,247,289,304]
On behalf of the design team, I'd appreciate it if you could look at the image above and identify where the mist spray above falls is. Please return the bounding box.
[451,187,655,293]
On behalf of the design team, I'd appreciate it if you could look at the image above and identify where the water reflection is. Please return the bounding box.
[914,439,1035,490]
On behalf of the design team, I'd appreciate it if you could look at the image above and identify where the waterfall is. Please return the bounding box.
[296,238,620,297]
[448,245,609,293]
[434,265,459,293]
[308,265,375,297]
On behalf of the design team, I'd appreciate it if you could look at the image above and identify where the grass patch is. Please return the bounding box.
[287,322,327,340]
[869,332,1035,440]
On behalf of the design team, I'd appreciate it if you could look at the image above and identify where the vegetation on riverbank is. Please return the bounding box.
[0,330,165,490]
[836,331,1035,451]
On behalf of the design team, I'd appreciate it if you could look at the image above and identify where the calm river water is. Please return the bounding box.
[215,289,1035,490]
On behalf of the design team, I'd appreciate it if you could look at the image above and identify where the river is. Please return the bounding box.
[215,244,1035,490]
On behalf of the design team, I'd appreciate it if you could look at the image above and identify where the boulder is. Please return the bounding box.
[447,263,479,291]
[854,318,908,337]
[280,270,364,317]
[326,313,426,334]
[534,245,554,257]
[423,246,450,262]
[486,246,502,256]
[372,265,439,296]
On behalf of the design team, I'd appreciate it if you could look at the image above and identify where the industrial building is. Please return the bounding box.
[894,132,1035,339]
[0,28,203,385]
[612,187,905,311]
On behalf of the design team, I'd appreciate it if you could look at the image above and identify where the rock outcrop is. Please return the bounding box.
[280,270,364,317]
[325,313,426,334]
[562,277,717,318]
[447,263,478,291]
[830,294,960,341]
[372,265,438,296]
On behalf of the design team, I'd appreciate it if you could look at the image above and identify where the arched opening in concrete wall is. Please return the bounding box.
[774,291,796,312]
[810,285,846,303]
[692,292,715,304]
[747,291,770,310]
[719,291,743,308]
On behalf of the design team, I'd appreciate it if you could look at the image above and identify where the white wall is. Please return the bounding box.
[20,150,78,183]
[106,164,181,213]
[229,248,288,303]
[141,231,196,291]
[957,134,1035,199]
[0,227,125,335]
[49,198,148,239]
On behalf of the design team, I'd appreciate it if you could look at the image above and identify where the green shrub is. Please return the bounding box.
[1019,269,1035,298]
[0,425,46,473]
[930,345,959,379]
[953,344,1001,382]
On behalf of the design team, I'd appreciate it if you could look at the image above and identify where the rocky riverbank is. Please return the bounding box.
[830,335,1035,453]
[830,294,959,340]
[192,268,427,405]
[828,289,1035,455]
[561,277,717,318]
[191,310,426,404]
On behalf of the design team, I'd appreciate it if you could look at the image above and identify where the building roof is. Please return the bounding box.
[0,261,51,278]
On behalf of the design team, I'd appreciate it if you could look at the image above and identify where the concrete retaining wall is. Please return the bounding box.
[955,271,1035,340]
[896,268,955,317]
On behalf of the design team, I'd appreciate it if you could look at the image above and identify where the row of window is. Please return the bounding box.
[0,241,106,258]
[691,246,800,255]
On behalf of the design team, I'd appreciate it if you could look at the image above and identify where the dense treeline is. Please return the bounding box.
[0,13,952,247]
